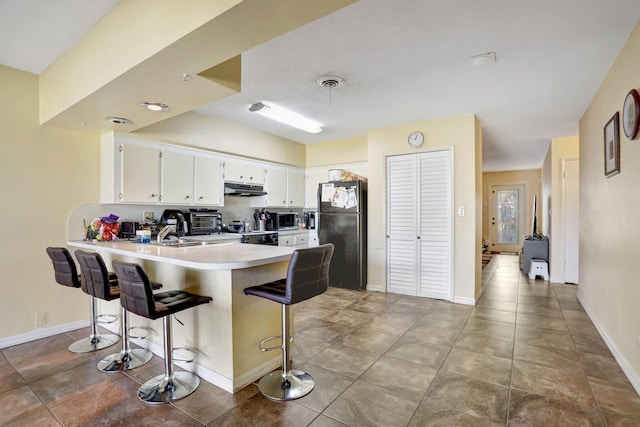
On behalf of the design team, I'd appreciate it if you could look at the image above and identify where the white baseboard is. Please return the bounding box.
[577,292,640,395]
[366,284,384,293]
[0,320,89,350]
[453,296,476,306]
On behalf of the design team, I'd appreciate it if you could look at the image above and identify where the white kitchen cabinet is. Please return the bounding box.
[278,235,294,247]
[120,142,162,203]
[287,170,305,207]
[162,150,194,204]
[387,150,452,300]
[308,231,319,247]
[265,167,305,208]
[278,232,309,247]
[224,160,265,185]
[266,168,287,206]
[294,233,307,247]
[194,155,223,206]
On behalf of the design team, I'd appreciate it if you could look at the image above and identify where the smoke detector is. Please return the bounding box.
[317,76,345,89]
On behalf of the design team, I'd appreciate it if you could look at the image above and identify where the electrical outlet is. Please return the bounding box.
[35,312,46,326]
[143,211,154,222]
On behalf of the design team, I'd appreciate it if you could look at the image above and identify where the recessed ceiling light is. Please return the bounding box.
[106,116,133,125]
[470,52,496,67]
[249,102,323,134]
[140,102,170,111]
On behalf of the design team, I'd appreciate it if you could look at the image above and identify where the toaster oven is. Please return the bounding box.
[184,211,222,235]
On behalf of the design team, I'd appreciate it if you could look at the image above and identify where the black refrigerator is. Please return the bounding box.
[317,180,367,290]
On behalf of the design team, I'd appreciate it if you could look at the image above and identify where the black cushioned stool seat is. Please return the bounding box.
[243,243,334,401]
[75,250,159,372]
[46,247,120,353]
[112,260,212,404]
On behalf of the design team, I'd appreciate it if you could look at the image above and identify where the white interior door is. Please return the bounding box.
[418,151,452,300]
[387,154,418,296]
[563,159,579,284]
[490,184,525,253]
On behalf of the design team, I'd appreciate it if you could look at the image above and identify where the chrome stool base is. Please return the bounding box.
[98,348,153,372]
[137,372,200,404]
[258,369,315,401]
[68,333,119,354]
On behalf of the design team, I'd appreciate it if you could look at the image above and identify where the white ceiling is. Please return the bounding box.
[3,0,640,171]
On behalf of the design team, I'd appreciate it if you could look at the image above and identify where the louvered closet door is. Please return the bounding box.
[387,155,418,296]
[418,150,452,300]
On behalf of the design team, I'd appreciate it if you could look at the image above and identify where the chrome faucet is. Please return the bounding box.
[157,225,176,243]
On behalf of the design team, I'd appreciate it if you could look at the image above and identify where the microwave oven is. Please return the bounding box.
[277,212,298,230]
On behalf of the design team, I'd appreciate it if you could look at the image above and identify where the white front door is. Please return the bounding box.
[489,184,526,253]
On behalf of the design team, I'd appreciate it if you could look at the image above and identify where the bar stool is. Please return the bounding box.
[112,260,212,404]
[45,247,119,353]
[243,243,334,401]
[75,250,156,372]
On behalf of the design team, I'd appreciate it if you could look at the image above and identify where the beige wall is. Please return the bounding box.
[0,65,101,340]
[368,115,482,303]
[579,21,640,391]
[306,136,368,167]
[482,169,541,249]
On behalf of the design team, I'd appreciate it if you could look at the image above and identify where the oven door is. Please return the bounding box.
[241,232,278,245]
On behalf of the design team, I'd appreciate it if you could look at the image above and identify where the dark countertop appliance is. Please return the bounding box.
[159,209,187,237]
[241,232,278,245]
[184,209,222,235]
[317,180,367,290]
[304,212,316,230]
[224,182,267,197]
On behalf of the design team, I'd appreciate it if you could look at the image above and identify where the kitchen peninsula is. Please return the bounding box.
[67,239,295,393]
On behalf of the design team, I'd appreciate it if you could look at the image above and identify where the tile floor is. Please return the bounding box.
[2,254,640,426]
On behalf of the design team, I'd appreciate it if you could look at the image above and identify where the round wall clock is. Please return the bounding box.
[623,89,640,140]
[408,131,424,148]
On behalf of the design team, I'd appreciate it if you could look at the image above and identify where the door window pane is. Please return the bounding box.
[497,190,519,244]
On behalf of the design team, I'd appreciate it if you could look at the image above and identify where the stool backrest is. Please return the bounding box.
[45,247,81,288]
[112,260,156,319]
[285,243,334,305]
[75,250,117,300]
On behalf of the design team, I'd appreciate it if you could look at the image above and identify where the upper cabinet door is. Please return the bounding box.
[195,156,223,206]
[266,168,287,207]
[120,143,161,203]
[224,160,265,184]
[287,170,305,207]
[162,150,194,204]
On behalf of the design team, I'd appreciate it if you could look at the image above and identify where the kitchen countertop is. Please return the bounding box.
[67,239,294,270]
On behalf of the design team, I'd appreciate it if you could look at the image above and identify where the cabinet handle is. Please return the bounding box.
[249,176,253,181]
[151,193,157,198]
[240,175,244,179]
[283,200,286,204]
[198,196,204,200]
[185,195,190,200]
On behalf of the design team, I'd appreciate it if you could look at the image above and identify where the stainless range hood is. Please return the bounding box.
[224,182,267,197]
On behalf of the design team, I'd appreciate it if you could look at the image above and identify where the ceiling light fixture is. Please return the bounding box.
[249,102,323,134]
[140,102,170,111]
[470,52,496,67]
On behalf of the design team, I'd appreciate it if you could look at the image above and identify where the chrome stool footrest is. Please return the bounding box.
[128,325,154,340]
[172,346,198,363]
[96,313,118,324]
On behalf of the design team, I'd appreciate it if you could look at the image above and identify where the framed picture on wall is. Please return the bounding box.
[604,112,620,177]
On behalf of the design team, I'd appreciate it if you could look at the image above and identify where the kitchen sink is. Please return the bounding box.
[150,239,213,248]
